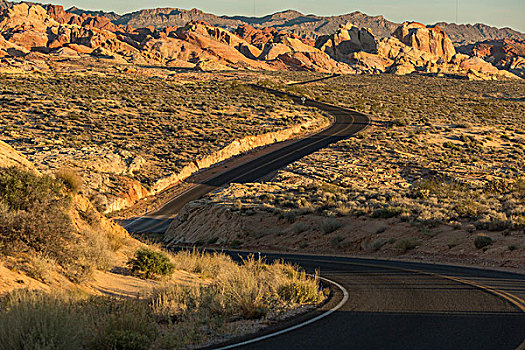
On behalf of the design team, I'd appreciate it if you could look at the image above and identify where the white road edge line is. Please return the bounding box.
[213,276,349,350]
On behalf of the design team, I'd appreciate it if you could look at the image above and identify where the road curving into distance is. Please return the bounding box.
[121,83,370,234]
[120,83,525,349]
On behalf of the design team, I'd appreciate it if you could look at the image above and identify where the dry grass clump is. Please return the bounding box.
[55,168,83,193]
[0,166,117,283]
[151,252,324,345]
[0,289,158,350]
[0,251,325,349]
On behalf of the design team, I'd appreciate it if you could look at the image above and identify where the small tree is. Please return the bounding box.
[474,235,493,250]
[127,248,175,279]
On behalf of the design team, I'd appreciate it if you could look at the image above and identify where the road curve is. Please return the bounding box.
[206,252,525,350]
[120,84,525,349]
[121,84,370,233]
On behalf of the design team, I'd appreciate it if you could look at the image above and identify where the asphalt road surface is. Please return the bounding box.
[209,252,525,350]
[120,84,524,349]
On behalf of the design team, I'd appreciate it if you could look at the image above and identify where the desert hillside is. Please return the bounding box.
[166,73,525,271]
[0,145,325,348]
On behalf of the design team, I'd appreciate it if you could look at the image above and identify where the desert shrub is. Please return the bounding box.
[0,167,63,211]
[127,248,175,279]
[515,178,525,198]
[0,290,159,350]
[395,238,418,253]
[88,299,158,350]
[169,249,233,278]
[277,280,323,304]
[319,218,342,234]
[55,168,82,193]
[455,198,484,218]
[0,168,75,261]
[21,253,56,283]
[474,234,493,249]
[153,253,324,323]
[367,239,387,252]
[291,221,309,233]
[0,290,86,350]
[371,206,405,218]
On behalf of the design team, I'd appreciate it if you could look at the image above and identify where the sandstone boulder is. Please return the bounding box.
[174,21,270,70]
[0,3,58,32]
[276,51,354,73]
[259,42,292,61]
[0,34,29,56]
[46,4,77,25]
[65,43,92,54]
[350,51,392,72]
[393,22,456,62]
[234,24,314,49]
[315,23,377,62]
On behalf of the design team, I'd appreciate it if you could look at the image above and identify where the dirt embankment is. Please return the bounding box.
[108,113,329,214]
[166,201,525,272]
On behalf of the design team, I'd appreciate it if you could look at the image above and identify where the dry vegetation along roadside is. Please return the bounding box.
[0,166,326,349]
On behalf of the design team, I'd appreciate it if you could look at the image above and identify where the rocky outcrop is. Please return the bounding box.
[46,4,78,25]
[450,53,518,80]
[0,3,58,32]
[259,34,353,73]
[234,24,314,49]
[172,20,270,70]
[393,22,456,62]
[165,202,246,245]
[315,23,377,62]
[0,140,37,173]
[458,39,525,78]
[0,3,58,50]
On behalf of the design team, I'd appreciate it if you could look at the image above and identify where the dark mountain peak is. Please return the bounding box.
[435,22,525,45]
[67,6,121,21]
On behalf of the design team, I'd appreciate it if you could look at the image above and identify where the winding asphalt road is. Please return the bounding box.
[120,84,525,349]
[121,84,369,234]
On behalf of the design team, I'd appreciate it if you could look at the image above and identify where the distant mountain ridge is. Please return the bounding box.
[0,2,523,45]
[65,7,525,45]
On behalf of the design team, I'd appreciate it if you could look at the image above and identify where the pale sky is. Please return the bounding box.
[50,0,525,32]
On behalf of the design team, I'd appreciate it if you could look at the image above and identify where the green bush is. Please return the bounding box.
[127,248,175,279]
[0,166,63,211]
[319,219,342,234]
[474,234,493,250]
[0,167,75,263]
[395,238,417,253]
